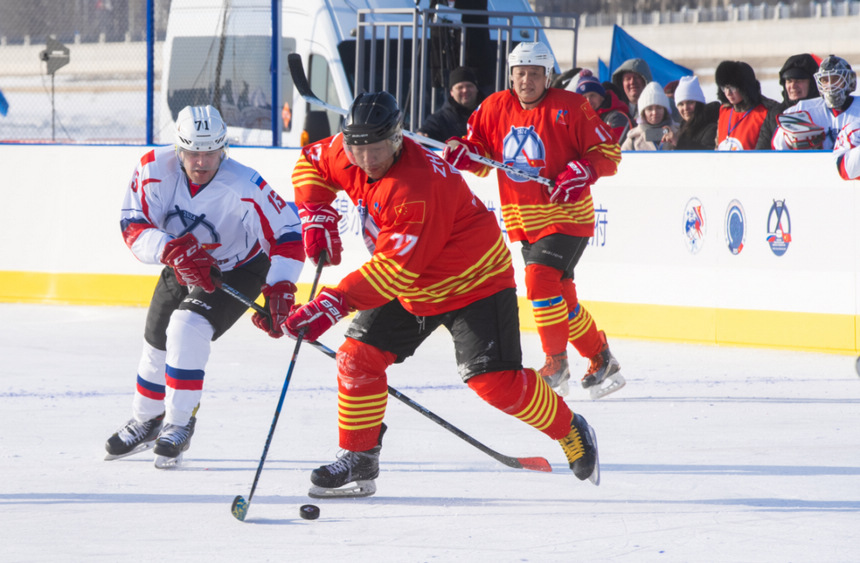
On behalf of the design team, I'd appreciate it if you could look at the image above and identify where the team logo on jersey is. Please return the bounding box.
[766,199,791,256]
[165,207,220,243]
[683,197,706,254]
[554,110,568,125]
[501,126,546,183]
[717,136,744,151]
[725,200,746,255]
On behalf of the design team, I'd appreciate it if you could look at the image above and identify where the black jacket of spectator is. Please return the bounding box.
[675,101,720,150]
[417,93,484,142]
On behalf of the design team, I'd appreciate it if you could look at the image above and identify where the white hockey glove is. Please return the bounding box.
[776,111,825,150]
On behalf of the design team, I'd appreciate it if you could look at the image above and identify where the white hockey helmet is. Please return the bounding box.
[508,41,555,88]
[814,55,857,109]
[175,105,228,152]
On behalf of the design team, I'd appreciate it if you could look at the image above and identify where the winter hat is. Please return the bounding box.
[674,75,706,104]
[448,67,478,89]
[663,80,680,96]
[779,54,819,84]
[637,81,672,117]
[611,58,653,90]
[574,69,606,97]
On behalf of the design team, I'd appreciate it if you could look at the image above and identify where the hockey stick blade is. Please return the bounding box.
[285,53,553,188]
[231,495,248,522]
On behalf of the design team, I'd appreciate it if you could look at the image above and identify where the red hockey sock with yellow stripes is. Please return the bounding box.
[467,369,572,440]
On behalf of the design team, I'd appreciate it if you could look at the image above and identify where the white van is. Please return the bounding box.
[159,0,576,147]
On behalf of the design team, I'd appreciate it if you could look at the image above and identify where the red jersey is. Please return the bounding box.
[464,88,621,243]
[292,135,514,316]
[716,104,768,151]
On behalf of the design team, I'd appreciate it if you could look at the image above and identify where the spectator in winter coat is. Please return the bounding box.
[756,54,821,150]
[715,60,776,151]
[661,75,720,151]
[621,81,678,151]
[772,55,860,161]
[611,58,653,121]
[417,66,484,142]
[572,69,633,144]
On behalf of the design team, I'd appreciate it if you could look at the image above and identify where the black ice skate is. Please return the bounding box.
[539,352,570,396]
[559,413,599,485]
[581,330,625,399]
[308,423,386,499]
[104,413,164,461]
[153,416,196,469]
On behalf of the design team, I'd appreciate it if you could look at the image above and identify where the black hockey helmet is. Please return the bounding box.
[342,92,403,147]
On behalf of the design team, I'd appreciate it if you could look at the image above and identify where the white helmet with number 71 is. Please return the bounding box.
[175,105,228,152]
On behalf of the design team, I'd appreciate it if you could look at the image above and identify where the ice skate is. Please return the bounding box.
[559,413,599,485]
[104,413,164,461]
[539,352,570,396]
[581,331,625,399]
[308,424,386,499]
[153,416,196,469]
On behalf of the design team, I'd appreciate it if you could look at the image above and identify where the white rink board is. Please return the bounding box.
[1,144,858,319]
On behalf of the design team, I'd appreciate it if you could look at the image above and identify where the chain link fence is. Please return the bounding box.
[0,0,170,144]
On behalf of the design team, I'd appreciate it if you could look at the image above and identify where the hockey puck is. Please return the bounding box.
[299,504,320,520]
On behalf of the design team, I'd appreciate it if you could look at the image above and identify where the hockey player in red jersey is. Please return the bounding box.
[288,92,599,497]
[105,105,305,468]
[443,41,625,400]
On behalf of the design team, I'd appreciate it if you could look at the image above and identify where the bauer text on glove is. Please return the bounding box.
[285,288,351,342]
[299,204,343,266]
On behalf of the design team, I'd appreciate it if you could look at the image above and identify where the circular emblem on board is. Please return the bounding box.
[725,200,746,255]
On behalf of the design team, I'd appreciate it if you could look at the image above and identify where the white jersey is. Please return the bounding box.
[834,110,860,181]
[120,145,303,285]
[772,96,860,151]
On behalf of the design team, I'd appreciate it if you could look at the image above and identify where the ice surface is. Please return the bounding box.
[1,303,859,561]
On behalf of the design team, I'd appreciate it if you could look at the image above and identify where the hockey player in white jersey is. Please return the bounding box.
[105,105,305,468]
[772,55,860,152]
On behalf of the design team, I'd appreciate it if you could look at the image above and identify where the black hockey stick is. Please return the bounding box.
[230,252,326,522]
[220,284,552,473]
[286,53,554,188]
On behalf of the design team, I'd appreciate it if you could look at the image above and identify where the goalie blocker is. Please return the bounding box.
[776,111,825,150]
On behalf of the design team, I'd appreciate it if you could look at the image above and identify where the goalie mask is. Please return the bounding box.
[814,55,857,109]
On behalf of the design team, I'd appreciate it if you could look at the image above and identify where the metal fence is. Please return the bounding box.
[0,0,856,145]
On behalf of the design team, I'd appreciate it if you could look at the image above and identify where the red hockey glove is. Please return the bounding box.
[285,288,350,342]
[298,204,343,266]
[251,281,297,338]
[161,233,220,293]
[550,160,596,203]
[442,137,483,173]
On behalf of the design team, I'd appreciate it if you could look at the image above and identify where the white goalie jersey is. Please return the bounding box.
[771,97,860,151]
[120,145,304,284]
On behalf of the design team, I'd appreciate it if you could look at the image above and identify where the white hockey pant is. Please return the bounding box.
[132,309,214,427]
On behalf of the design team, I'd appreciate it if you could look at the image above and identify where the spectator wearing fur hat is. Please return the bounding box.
[621,81,679,151]
[417,66,484,142]
[756,54,821,150]
[715,60,776,151]
[572,69,632,144]
[661,75,720,151]
[611,58,653,121]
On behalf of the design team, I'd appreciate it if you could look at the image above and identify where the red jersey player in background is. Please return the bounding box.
[443,41,625,400]
[287,92,600,498]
